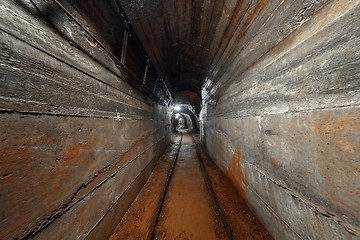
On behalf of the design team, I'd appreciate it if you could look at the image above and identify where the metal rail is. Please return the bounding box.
[147,132,183,240]
[147,131,234,240]
[189,132,235,240]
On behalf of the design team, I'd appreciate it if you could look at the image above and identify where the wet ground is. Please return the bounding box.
[109,132,272,240]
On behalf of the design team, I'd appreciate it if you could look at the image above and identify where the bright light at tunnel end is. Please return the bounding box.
[174,105,181,111]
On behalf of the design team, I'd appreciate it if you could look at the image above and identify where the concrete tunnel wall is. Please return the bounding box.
[0,1,172,239]
[200,1,360,239]
[1,0,360,240]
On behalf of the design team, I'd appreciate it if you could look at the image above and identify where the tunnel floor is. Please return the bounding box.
[109,132,272,240]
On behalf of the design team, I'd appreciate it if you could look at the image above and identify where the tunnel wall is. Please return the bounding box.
[201,1,360,239]
[0,1,170,239]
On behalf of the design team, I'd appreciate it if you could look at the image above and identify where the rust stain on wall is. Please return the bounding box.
[0,147,30,176]
[227,148,248,200]
[234,0,269,43]
[317,114,358,156]
[338,140,356,153]
[318,114,343,136]
[271,157,283,170]
[63,143,89,166]
[0,147,30,161]
[315,113,360,207]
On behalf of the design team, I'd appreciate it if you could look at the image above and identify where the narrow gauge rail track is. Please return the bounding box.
[146,132,183,240]
[146,131,234,240]
[190,132,235,240]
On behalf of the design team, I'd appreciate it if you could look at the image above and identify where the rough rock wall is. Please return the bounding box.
[201,1,360,239]
[0,1,170,239]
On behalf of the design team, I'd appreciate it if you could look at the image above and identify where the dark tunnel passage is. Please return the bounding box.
[0,0,359,239]
[171,104,198,132]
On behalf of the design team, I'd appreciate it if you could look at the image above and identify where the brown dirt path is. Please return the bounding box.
[109,135,181,240]
[154,134,226,240]
[109,132,273,240]
[192,134,273,240]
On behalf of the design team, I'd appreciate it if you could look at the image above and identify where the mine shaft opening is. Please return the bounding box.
[171,103,199,132]
[174,113,191,131]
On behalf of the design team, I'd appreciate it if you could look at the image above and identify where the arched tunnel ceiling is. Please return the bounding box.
[118,0,250,106]
[174,91,201,114]
[118,0,327,110]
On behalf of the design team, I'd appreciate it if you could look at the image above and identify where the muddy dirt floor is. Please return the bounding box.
[109,133,273,240]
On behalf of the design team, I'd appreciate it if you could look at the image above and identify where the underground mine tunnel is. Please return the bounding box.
[0,0,359,239]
